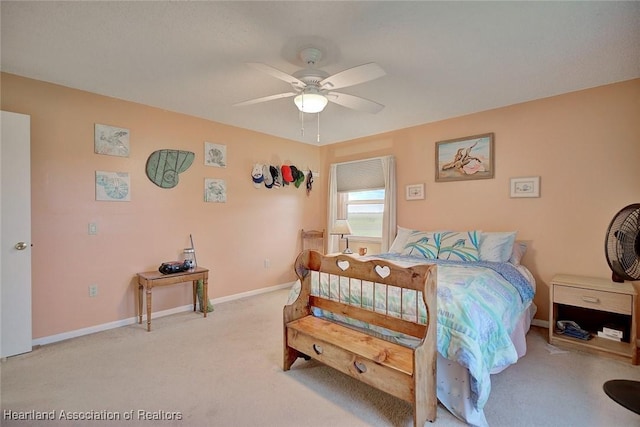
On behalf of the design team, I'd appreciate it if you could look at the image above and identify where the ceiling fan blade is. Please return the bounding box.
[327,92,385,114]
[320,63,386,90]
[234,92,296,107]
[247,63,306,90]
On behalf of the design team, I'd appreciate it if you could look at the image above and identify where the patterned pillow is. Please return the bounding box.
[401,231,440,259]
[437,231,480,261]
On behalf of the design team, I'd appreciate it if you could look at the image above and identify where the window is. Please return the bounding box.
[329,155,395,253]
[335,158,386,240]
[345,189,384,238]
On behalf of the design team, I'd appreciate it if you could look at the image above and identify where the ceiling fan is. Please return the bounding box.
[234,47,386,115]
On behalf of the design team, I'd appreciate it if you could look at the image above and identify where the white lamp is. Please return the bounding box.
[294,91,328,114]
[330,219,353,254]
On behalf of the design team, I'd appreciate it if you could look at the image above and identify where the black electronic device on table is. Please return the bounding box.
[158,260,191,275]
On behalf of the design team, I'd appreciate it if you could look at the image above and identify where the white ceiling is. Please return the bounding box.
[1,1,639,146]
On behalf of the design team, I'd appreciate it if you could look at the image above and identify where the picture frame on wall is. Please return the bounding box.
[204,142,227,168]
[204,178,227,203]
[95,171,130,201]
[435,133,494,182]
[94,124,130,157]
[510,176,540,198]
[405,183,425,200]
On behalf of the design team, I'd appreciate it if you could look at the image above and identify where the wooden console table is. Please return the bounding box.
[136,267,209,331]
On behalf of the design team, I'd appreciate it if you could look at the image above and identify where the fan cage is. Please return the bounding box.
[605,204,640,282]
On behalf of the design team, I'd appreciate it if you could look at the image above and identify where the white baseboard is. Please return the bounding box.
[32,281,295,347]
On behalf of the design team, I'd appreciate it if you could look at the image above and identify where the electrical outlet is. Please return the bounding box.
[89,284,98,297]
[88,222,98,235]
[264,259,270,268]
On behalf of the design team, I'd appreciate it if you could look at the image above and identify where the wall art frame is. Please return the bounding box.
[94,123,130,157]
[510,176,540,198]
[204,178,227,203]
[95,171,130,201]
[435,133,494,182]
[405,183,425,200]
[204,142,227,168]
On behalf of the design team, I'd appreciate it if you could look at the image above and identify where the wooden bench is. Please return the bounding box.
[283,250,438,426]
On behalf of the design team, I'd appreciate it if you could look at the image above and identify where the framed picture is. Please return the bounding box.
[94,124,130,157]
[510,176,540,198]
[405,183,425,200]
[204,178,227,203]
[435,133,494,182]
[204,142,227,167]
[95,171,130,201]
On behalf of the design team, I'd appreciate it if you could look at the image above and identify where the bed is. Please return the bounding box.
[286,228,536,426]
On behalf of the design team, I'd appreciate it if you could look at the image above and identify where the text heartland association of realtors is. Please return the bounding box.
[3,409,183,421]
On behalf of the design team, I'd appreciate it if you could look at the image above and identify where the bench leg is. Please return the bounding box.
[414,346,437,425]
[283,345,300,371]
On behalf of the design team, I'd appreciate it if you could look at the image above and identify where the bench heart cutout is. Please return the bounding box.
[375,265,391,279]
[337,260,350,271]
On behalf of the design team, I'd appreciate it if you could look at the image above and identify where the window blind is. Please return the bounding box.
[336,158,385,192]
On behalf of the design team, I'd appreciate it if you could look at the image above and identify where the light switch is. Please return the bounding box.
[88,222,98,235]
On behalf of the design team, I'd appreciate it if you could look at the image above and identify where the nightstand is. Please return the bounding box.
[549,274,637,364]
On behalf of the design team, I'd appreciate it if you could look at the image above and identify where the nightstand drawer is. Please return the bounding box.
[554,285,632,315]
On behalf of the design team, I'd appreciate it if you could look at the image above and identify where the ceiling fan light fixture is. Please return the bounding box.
[294,93,328,113]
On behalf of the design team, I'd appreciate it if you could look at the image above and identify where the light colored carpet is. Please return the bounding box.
[1,288,639,427]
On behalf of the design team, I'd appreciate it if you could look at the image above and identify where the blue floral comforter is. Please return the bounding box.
[287,253,535,411]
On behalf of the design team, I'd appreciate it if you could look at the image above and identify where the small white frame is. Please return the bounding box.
[510,176,540,198]
[406,183,425,200]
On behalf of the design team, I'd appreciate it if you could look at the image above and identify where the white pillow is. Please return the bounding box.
[388,226,416,253]
[509,241,528,265]
[479,232,517,263]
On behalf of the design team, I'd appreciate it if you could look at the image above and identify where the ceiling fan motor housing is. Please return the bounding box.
[292,69,330,92]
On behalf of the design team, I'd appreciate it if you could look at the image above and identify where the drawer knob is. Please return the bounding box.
[582,296,600,304]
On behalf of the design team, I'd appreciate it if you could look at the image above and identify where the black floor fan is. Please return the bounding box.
[604,203,640,283]
[602,203,640,415]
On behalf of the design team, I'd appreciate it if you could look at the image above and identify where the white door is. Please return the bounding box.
[1,110,32,358]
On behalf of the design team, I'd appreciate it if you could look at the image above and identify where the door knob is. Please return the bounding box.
[14,242,28,250]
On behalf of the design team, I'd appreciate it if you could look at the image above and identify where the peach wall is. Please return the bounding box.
[1,73,324,339]
[3,72,639,340]
[321,79,640,327]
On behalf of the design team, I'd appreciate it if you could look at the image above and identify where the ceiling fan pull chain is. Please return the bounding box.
[300,93,305,136]
[317,112,321,143]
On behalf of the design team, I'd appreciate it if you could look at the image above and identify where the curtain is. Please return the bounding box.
[327,164,339,253]
[380,155,396,252]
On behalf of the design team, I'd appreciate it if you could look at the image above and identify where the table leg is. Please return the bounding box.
[203,276,208,318]
[136,283,143,324]
[192,280,197,312]
[146,287,152,332]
